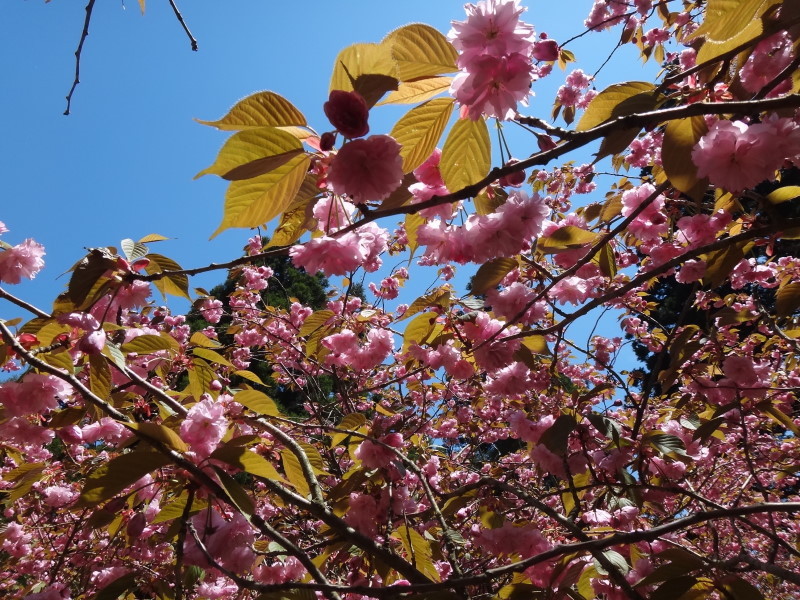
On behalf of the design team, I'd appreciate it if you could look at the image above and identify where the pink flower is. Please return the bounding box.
[313,195,355,233]
[327,135,404,203]
[0,238,45,284]
[18,373,72,416]
[692,120,783,192]
[354,433,403,469]
[323,90,369,139]
[290,222,388,276]
[199,298,224,324]
[413,148,445,187]
[41,485,78,508]
[449,0,535,63]
[180,396,228,458]
[740,32,794,96]
[450,53,533,120]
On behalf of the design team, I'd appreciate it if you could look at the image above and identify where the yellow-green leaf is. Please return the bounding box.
[299,310,335,337]
[282,449,311,498]
[152,493,207,524]
[329,43,396,93]
[235,389,280,417]
[392,525,440,581]
[402,311,441,352]
[777,281,800,317]
[440,117,491,194]
[211,465,255,516]
[211,154,310,239]
[400,288,451,321]
[391,98,455,173]
[537,226,599,253]
[187,358,216,399]
[196,91,307,131]
[211,446,285,481]
[577,82,658,131]
[190,331,221,348]
[234,369,265,385]
[121,334,179,354]
[79,450,172,507]
[126,422,188,453]
[405,212,426,255]
[192,347,234,367]
[766,186,800,205]
[471,257,518,295]
[196,127,304,180]
[385,24,459,81]
[137,0,145,14]
[138,233,169,244]
[662,116,709,195]
[331,413,367,447]
[145,253,191,301]
[89,354,112,400]
[379,76,453,105]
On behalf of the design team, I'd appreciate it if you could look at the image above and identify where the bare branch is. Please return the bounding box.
[167,0,198,51]
[64,0,96,116]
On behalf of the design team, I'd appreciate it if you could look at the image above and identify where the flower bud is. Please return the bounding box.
[126,512,147,539]
[532,39,559,62]
[320,131,337,152]
[323,90,369,139]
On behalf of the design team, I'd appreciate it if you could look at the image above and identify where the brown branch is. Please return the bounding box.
[167,0,198,51]
[64,0,96,116]
[0,286,51,318]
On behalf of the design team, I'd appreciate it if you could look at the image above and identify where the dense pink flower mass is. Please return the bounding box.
[691,118,800,192]
[323,90,370,138]
[326,135,404,203]
[0,238,45,284]
[449,0,537,120]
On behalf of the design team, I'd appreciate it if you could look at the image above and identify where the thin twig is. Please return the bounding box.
[64,0,96,116]
[167,0,198,51]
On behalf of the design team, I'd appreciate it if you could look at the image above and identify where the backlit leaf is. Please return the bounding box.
[402,311,441,352]
[282,449,311,498]
[538,414,576,457]
[400,288,451,321]
[126,422,188,453]
[329,43,396,93]
[470,257,518,295]
[196,127,304,180]
[537,226,599,253]
[379,76,453,105]
[688,0,780,64]
[392,524,440,581]
[211,465,255,516]
[121,334,179,354]
[89,354,112,400]
[766,185,800,205]
[385,23,459,81]
[120,238,149,263]
[211,446,284,481]
[197,91,306,131]
[299,310,335,337]
[138,233,169,243]
[234,369,265,385]
[145,253,191,301]
[391,97,454,173]
[405,212,426,254]
[331,413,367,447]
[440,117,491,194]
[662,116,709,196]
[152,492,207,524]
[79,450,171,507]
[650,576,698,600]
[211,154,310,238]
[192,347,234,367]
[576,82,659,131]
[235,389,280,417]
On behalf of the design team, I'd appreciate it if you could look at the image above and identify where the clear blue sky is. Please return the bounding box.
[0,0,653,342]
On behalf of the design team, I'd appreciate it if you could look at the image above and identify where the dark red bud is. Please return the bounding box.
[323,90,369,139]
[498,159,526,187]
[532,39,560,62]
[320,131,337,152]
[536,134,557,152]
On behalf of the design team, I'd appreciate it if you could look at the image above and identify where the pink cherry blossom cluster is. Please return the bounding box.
[0,221,45,285]
[417,189,549,264]
[448,0,538,120]
[692,115,800,192]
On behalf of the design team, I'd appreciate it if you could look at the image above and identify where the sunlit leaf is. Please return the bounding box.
[235,389,280,417]
[331,413,367,447]
[126,422,188,453]
[79,450,171,508]
[197,91,307,131]
[379,76,453,105]
[400,288,451,321]
[329,43,396,93]
[121,334,179,355]
[192,347,234,367]
[211,154,310,238]
[211,465,255,516]
[137,233,170,244]
[391,97,454,173]
[440,117,491,194]
[299,310,335,337]
[384,23,459,81]
[392,524,440,581]
[145,253,191,301]
[120,238,149,263]
[212,446,284,481]
[89,354,112,400]
[281,449,311,498]
[537,226,599,253]
[402,311,441,352]
[196,127,304,180]
[470,257,517,295]
[766,185,800,205]
[662,116,708,197]
[152,493,207,524]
